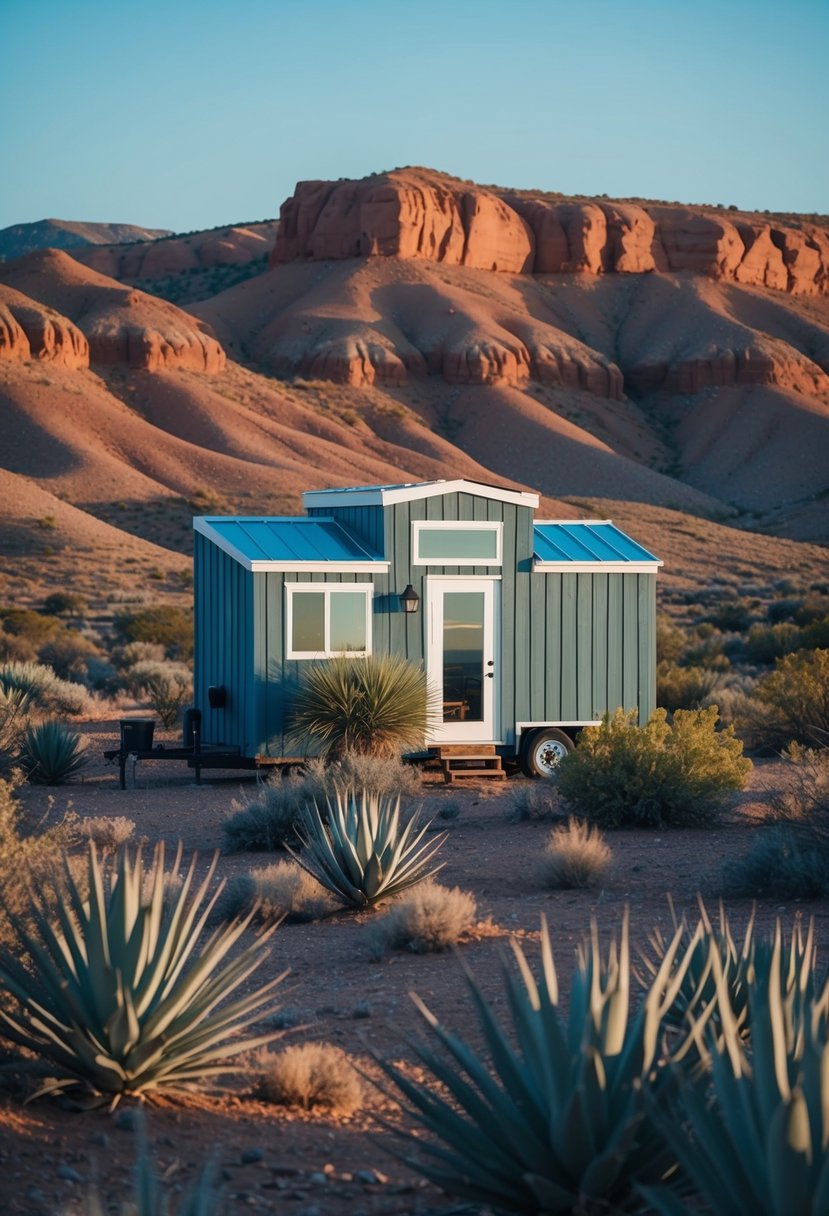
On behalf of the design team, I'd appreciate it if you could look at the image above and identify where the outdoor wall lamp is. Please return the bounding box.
[399,584,420,613]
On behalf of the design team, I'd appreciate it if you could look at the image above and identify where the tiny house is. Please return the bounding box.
[193,479,661,776]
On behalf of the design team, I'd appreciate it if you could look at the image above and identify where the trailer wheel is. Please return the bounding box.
[520,728,574,778]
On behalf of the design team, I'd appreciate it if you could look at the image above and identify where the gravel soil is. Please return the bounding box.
[0,722,826,1215]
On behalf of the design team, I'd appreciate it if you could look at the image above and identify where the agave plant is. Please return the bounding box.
[376,912,699,1214]
[19,718,88,784]
[639,898,818,1052]
[0,842,285,1105]
[290,789,446,908]
[643,927,829,1215]
[289,654,434,758]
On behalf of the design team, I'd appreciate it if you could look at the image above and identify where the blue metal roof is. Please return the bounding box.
[198,516,384,564]
[533,522,660,566]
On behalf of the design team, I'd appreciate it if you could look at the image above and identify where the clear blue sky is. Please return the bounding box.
[3,0,827,232]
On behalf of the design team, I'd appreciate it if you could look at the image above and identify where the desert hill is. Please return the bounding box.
[0,218,171,262]
[72,221,279,305]
[0,168,827,612]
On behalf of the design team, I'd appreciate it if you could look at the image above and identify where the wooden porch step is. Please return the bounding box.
[437,750,506,784]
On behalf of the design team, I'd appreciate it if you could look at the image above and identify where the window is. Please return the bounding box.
[412,521,502,566]
[285,584,372,658]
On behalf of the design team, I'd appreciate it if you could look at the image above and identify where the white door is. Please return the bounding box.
[426,578,499,743]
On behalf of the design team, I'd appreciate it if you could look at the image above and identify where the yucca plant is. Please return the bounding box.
[290,789,446,908]
[639,899,818,1052]
[0,842,285,1106]
[643,929,829,1215]
[19,718,88,784]
[289,654,434,758]
[376,913,699,1214]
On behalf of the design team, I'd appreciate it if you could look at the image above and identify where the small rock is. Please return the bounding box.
[90,1132,109,1148]
[241,1147,265,1165]
[355,1168,383,1185]
[115,1109,138,1131]
[57,1164,83,1184]
[308,1171,327,1185]
[297,1207,321,1216]
[25,1187,45,1204]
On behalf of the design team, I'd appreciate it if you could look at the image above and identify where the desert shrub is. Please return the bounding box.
[0,842,284,1104]
[767,597,803,624]
[0,777,77,952]
[656,614,685,663]
[754,648,829,746]
[720,825,829,899]
[801,614,829,650]
[126,660,193,727]
[37,628,102,682]
[506,780,559,822]
[289,654,432,758]
[0,686,29,775]
[213,861,336,925]
[0,660,88,716]
[302,750,423,801]
[794,591,829,626]
[704,598,754,631]
[41,591,86,617]
[657,661,724,712]
[541,819,612,889]
[293,789,446,909]
[82,815,136,851]
[257,1043,362,1115]
[19,720,88,785]
[768,743,829,846]
[557,707,751,828]
[113,640,167,670]
[223,771,315,852]
[114,605,193,662]
[372,879,476,954]
[0,608,60,661]
[745,621,803,665]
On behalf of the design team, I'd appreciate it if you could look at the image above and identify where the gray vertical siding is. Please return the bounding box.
[194,532,253,752]
[197,494,657,758]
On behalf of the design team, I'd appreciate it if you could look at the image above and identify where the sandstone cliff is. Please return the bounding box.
[273,168,829,296]
[0,250,225,373]
[0,284,89,367]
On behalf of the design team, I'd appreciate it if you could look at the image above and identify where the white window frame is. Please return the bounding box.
[412,521,503,567]
[285,583,373,659]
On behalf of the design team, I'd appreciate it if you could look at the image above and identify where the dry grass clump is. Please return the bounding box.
[541,819,613,889]
[224,772,314,852]
[213,861,336,926]
[303,751,423,800]
[257,1042,363,1115]
[82,815,137,851]
[0,778,78,951]
[373,879,477,954]
[506,781,560,822]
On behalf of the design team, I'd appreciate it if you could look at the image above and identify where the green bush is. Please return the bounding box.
[557,707,751,828]
[0,608,60,661]
[704,599,754,631]
[38,627,102,682]
[754,648,829,746]
[657,661,723,712]
[41,591,86,618]
[19,720,88,785]
[114,606,193,662]
[289,654,432,758]
[745,621,803,665]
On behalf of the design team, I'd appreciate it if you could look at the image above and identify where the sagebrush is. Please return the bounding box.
[372,879,476,954]
[212,861,336,925]
[557,706,751,828]
[257,1042,362,1114]
[540,819,612,889]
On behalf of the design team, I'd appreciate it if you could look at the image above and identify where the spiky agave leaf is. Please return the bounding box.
[289,789,445,908]
[643,926,829,1216]
[19,719,88,785]
[375,913,699,1214]
[0,841,285,1105]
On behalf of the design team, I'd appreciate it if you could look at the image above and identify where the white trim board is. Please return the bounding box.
[303,478,539,509]
[515,720,603,734]
[533,561,662,573]
[194,518,388,573]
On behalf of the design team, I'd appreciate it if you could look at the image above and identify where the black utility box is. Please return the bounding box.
[120,719,155,752]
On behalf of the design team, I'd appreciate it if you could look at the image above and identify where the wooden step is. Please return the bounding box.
[435,744,497,757]
[439,753,506,784]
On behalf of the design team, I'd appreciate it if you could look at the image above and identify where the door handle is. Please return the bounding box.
[485,672,494,678]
